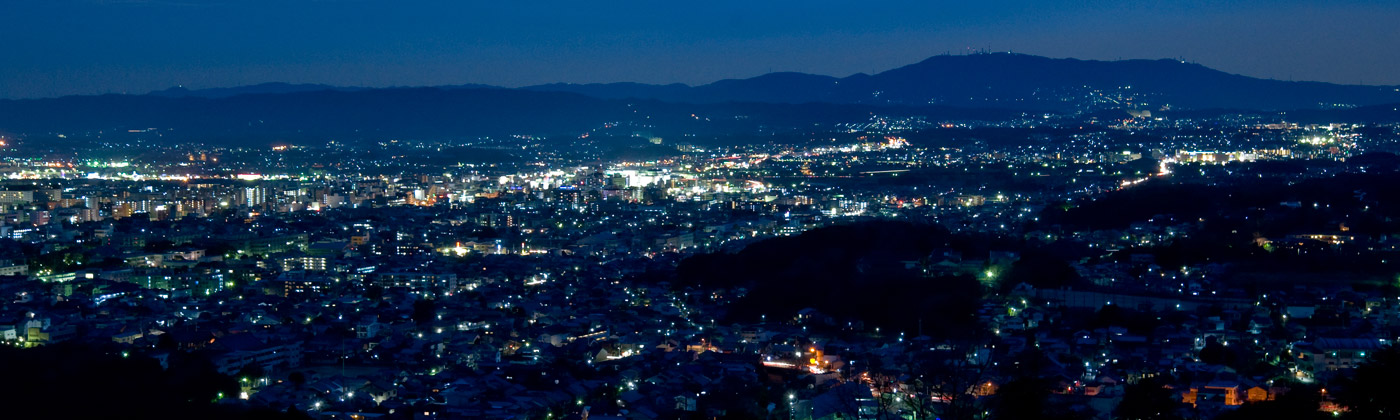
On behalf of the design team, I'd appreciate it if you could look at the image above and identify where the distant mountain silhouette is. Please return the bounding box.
[3,54,1399,145]
[525,53,1400,111]
[148,82,362,98]
[0,87,1014,145]
[0,88,622,143]
[147,82,503,99]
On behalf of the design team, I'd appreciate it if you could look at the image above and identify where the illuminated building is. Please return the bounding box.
[243,186,268,209]
[281,276,329,297]
[0,190,34,205]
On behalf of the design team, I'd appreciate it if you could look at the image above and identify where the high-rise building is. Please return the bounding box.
[244,186,267,209]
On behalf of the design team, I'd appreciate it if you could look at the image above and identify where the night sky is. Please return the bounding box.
[4,0,1398,99]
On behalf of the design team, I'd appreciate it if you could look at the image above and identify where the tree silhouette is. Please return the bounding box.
[1199,336,1229,365]
[288,371,307,388]
[987,377,1049,419]
[905,343,992,420]
[0,343,300,420]
[1115,376,1183,420]
[1334,345,1400,419]
[412,298,436,325]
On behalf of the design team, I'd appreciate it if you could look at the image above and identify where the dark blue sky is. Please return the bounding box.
[4,0,1398,99]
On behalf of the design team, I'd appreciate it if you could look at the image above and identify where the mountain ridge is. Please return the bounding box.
[0,87,1021,145]
[3,53,1399,145]
[120,53,1400,111]
[521,53,1400,110]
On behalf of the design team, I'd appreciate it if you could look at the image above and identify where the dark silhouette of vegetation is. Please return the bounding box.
[0,343,306,420]
[1115,376,1184,420]
[287,371,307,388]
[412,298,436,325]
[144,240,177,252]
[987,377,1049,419]
[365,285,385,301]
[676,221,983,336]
[1197,336,1233,366]
[986,377,1087,420]
[1042,172,1400,235]
[1002,251,1083,290]
[1333,345,1400,419]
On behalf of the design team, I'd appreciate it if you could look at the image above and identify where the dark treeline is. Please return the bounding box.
[0,343,309,420]
[675,221,986,337]
[1041,171,1400,235]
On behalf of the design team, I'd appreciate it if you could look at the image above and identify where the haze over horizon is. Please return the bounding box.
[5,0,1399,99]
